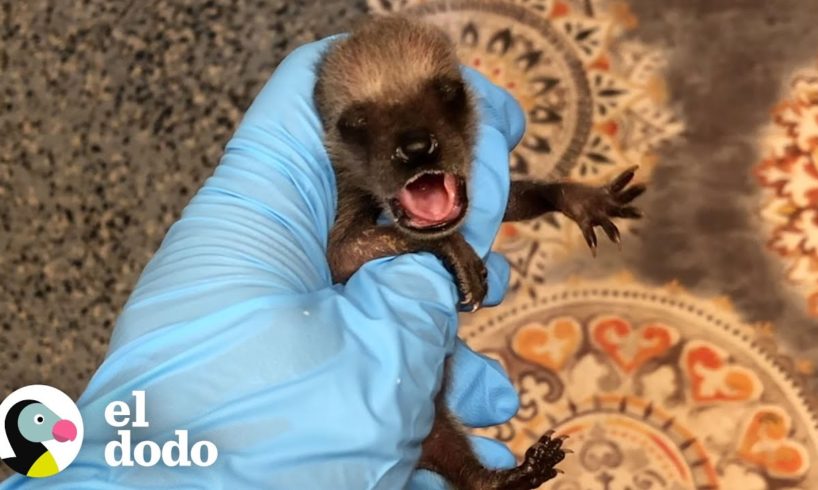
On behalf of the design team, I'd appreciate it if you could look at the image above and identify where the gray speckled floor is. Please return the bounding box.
[0,2,365,479]
[4,0,818,482]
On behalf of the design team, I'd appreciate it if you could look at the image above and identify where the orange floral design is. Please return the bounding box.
[682,340,763,403]
[756,66,818,316]
[739,406,810,479]
[590,315,679,373]
[511,317,583,370]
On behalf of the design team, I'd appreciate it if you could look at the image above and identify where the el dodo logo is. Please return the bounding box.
[0,385,83,478]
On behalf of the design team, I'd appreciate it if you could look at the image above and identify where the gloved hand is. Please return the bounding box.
[0,36,526,489]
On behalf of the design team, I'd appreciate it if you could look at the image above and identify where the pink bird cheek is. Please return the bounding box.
[52,419,77,442]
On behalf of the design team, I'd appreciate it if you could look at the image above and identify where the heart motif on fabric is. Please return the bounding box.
[511,317,582,371]
[682,340,763,403]
[738,405,810,479]
[589,316,679,373]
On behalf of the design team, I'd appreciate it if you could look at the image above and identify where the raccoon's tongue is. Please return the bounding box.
[397,173,460,227]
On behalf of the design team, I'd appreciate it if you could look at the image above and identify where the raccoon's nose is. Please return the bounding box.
[396,130,438,163]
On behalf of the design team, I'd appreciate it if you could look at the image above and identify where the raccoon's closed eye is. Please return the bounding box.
[337,105,369,143]
[434,77,466,106]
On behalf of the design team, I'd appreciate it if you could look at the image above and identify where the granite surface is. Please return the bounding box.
[3,0,818,482]
[0,0,366,479]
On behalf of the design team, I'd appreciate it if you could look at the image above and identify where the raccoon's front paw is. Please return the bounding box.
[451,252,488,312]
[557,166,646,255]
[438,237,488,312]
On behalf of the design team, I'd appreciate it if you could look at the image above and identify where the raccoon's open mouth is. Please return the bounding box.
[391,171,467,232]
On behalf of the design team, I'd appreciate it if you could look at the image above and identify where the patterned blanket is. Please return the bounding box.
[371,1,818,488]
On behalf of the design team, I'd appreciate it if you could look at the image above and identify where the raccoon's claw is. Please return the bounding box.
[605,166,646,215]
[607,165,638,193]
[460,300,482,312]
[454,259,487,312]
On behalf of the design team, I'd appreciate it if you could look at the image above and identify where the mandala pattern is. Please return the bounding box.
[368,0,683,295]
[756,65,818,316]
[462,278,818,489]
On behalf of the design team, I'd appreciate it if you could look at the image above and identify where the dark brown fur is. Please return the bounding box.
[314,15,644,490]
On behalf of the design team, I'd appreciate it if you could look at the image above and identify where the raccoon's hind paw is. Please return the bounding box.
[489,430,568,490]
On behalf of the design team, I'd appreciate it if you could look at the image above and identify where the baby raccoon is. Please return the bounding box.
[314,15,644,490]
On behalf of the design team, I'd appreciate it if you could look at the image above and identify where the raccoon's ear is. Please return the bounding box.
[433,76,467,109]
[337,104,369,144]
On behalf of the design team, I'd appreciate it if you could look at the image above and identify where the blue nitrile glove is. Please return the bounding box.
[0,37,526,489]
